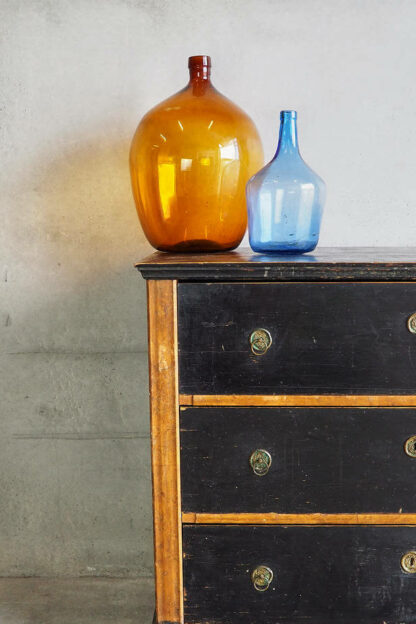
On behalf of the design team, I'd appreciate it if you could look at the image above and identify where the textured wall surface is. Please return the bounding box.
[1,0,415,577]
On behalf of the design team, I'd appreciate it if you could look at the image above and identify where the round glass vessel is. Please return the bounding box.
[246,110,325,254]
[130,56,263,252]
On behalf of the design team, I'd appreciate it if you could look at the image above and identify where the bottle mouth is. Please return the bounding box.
[188,55,211,68]
[280,110,297,119]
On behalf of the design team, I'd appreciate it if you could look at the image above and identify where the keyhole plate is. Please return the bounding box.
[401,551,416,573]
[407,313,416,334]
[404,435,416,458]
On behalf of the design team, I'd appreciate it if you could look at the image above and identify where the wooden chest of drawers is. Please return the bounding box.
[137,248,416,624]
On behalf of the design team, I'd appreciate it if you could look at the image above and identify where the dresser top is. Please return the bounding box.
[136,247,416,281]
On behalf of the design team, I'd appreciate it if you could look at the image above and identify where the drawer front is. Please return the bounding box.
[180,407,416,513]
[183,525,416,624]
[178,282,416,394]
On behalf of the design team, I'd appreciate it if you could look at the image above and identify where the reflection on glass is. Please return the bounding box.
[246,111,325,254]
[157,162,176,219]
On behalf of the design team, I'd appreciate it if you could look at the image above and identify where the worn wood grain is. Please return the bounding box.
[180,394,416,406]
[183,525,416,623]
[147,280,183,624]
[180,407,416,514]
[178,282,416,395]
[136,247,416,281]
[182,512,416,524]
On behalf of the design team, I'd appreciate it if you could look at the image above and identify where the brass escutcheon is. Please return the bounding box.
[250,328,272,356]
[407,313,416,334]
[401,552,416,573]
[250,449,272,476]
[404,435,416,458]
[252,565,274,591]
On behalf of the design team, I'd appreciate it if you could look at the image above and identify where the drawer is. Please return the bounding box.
[183,525,416,624]
[178,282,416,394]
[180,407,416,513]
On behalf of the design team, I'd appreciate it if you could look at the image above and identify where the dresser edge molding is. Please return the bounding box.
[182,512,416,525]
[147,280,183,624]
[179,395,416,406]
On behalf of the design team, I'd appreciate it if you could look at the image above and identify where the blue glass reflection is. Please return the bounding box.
[246,111,325,254]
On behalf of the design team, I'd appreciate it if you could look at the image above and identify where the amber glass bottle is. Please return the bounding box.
[129,56,263,252]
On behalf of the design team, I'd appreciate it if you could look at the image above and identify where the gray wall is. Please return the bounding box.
[1,0,415,577]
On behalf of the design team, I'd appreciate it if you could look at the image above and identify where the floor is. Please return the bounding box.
[0,578,155,624]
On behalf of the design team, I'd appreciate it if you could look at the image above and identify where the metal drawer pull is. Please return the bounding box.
[249,328,272,355]
[252,565,274,591]
[404,435,416,458]
[401,552,416,573]
[250,449,272,476]
[407,313,416,334]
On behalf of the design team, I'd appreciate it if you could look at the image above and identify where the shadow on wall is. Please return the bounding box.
[5,135,152,354]
[1,133,155,577]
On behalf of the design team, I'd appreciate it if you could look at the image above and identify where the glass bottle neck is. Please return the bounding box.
[275,111,300,157]
[187,56,212,95]
[187,66,213,95]
[189,66,211,82]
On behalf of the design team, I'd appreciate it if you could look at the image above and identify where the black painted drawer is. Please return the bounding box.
[180,407,416,513]
[178,282,416,394]
[183,525,416,624]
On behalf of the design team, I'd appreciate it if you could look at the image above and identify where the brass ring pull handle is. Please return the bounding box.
[401,552,416,573]
[407,313,416,334]
[404,435,416,458]
[249,329,272,356]
[250,449,272,476]
[252,565,274,591]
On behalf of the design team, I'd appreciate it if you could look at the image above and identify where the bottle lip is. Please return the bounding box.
[188,55,211,68]
[280,110,297,119]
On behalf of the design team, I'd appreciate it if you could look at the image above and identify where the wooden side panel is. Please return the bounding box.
[183,525,416,624]
[147,280,182,624]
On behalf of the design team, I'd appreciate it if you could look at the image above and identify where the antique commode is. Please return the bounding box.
[136,248,416,624]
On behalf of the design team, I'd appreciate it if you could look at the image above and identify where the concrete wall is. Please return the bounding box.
[1,0,415,577]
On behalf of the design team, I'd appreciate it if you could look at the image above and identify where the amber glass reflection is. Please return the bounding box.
[130,56,263,252]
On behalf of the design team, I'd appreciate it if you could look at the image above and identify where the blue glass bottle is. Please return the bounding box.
[246,111,325,254]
